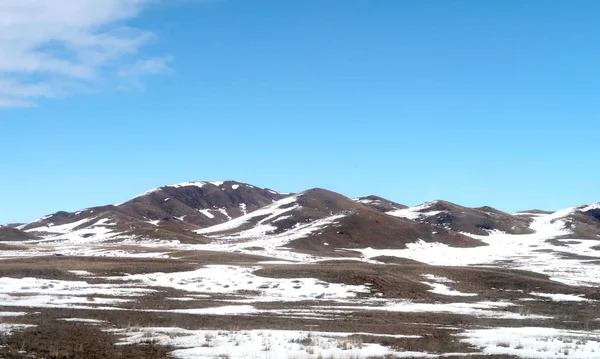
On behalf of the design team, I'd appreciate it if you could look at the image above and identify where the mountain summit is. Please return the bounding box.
[20,181,287,244]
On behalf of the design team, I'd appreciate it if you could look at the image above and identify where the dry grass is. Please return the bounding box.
[0,322,173,358]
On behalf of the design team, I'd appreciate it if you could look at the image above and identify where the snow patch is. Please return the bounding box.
[0,323,36,335]
[60,318,108,324]
[459,326,600,359]
[168,182,208,189]
[197,209,214,219]
[322,300,551,320]
[25,217,96,234]
[0,311,29,317]
[581,202,600,212]
[106,265,369,302]
[196,196,299,235]
[529,292,590,302]
[420,274,477,297]
[387,201,443,220]
[69,270,93,276]
[217,208,232,221]
[0,276,154,310]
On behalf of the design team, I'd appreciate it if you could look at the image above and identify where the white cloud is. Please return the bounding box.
[0,0,172,108]
[119,56,173,77]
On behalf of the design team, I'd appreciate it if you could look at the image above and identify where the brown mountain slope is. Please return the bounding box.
[117,180,287,227]
[553,203,600,239]
[387,200,534,236]
[20,181,288,243]
[0,226,37,241]
[198,188,485,253]
[287,190,483,252]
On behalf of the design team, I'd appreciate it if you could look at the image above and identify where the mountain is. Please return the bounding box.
[116,180,287,227]
[387,200,534,236]
[540,203,600,239]
[197,188,485,254]
[15,180,599,254]
[21,181,288,244]
[353,195,407,212]
[0,226,37,241]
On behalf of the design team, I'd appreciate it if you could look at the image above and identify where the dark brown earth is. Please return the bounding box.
[0,251,276,278]
[0,243,23,251]
[0,321,173,359]
[0,226,37,241]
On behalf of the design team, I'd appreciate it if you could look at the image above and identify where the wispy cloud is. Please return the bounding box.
[119,56,173,77]
[0,0,172,108]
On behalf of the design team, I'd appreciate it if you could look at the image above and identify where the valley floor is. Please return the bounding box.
[1,230,600,359]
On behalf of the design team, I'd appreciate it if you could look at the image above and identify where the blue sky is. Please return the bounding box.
[1,0,599,224]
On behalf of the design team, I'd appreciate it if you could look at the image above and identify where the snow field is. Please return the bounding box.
[0,276,154,309]
[315,300,553,320]
[354,211,600,287]
[459,327,600,359]
[107,265,371,302]
[111,328,435,359]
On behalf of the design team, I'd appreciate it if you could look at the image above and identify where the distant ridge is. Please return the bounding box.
[9,181,599,251]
